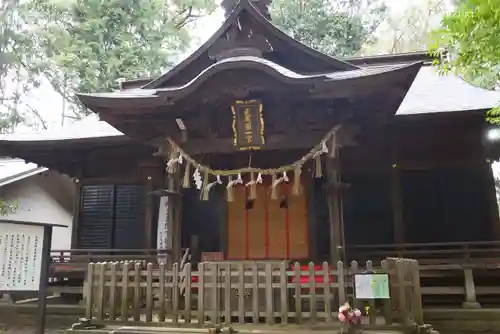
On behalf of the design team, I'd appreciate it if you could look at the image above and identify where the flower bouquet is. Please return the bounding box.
[338,302,362,334]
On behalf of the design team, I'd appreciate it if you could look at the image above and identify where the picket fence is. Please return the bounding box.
[84,258,423,327]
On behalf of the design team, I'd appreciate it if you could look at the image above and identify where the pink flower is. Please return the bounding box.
[338,313,346,322]
[354,309,361,317]
[339,302,350,313]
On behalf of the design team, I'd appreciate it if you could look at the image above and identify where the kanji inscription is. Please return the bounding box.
[0,223,44,291]
[232,100,265,150]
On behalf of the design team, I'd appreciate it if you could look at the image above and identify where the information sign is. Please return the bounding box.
[0,222,44,291]
[0,220,66,334]
[354,273,390,299]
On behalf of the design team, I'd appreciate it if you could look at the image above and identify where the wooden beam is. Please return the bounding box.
[156,125,358,156]
[149,189,182,197]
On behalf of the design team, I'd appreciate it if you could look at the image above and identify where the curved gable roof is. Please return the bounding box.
[77,58,421,114]
[142,0,358,89]
[2,64,499,151]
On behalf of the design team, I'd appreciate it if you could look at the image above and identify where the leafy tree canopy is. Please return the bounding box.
[430,0,500,120]
[364,0,449,55]
[0,0,44,133]
[15,0,215,118]
[270,0,387,57]
[431,0,500,89]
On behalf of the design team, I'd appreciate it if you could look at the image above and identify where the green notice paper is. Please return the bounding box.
[354,273,390,299]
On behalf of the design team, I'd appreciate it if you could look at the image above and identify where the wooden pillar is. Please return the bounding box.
[389,124,404,245]
[391,165,405,245]
[155,140,183,267]
[140,161,164,251]
[218,187,228,259]
[484,160,500,240]
[325,158,343,264]
[70,180,82,249]
[305,173,318,261]
[190,235,200,263]
[462,267,481,309]
[168,168,182,264]
[144,177,154,249]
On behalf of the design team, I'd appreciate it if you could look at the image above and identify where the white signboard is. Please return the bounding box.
[0,222,44,291]
[354,273,390,299]
[156,196,171,251]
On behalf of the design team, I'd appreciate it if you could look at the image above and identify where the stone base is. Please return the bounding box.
[0,293,13,304]
[462,301,481,309]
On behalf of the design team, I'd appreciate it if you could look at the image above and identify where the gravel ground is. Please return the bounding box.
[0,326,68,333]
[0,315,77,334]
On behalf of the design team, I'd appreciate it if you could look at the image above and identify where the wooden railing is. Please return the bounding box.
[51,241,500,274]
[418,262,500,308]
[51,248,176,263]
[50,248,188,276]
[346,242,500,308]
[348,241,500,264]
[85,259,423,327]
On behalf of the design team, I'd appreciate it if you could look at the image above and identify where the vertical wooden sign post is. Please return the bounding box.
[0,219,67,334]
[156,195,171,264]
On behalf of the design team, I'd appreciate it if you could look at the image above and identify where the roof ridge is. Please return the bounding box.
[141,0,357,90]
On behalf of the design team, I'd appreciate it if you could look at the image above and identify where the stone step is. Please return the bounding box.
[68,326,217,334]
[67,324,412,334]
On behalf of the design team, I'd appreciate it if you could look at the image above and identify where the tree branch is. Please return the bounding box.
[25,103,47,130]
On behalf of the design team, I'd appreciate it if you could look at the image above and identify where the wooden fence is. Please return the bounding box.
[84,258,423,327]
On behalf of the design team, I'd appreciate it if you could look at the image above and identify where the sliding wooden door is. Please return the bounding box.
[227,181,309,260]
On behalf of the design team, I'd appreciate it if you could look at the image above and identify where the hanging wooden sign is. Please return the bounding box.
[232,99,265,151]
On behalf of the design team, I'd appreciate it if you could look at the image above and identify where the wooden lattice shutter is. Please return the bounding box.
[113,185,146,250]
[78,185,114,249]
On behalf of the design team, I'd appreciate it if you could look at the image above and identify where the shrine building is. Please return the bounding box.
[1,0,500,267]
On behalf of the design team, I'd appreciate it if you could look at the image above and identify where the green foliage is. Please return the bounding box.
[0,198,19,216]
[17,0,215,118]
[270,0,387,57]
[364,0,449,55]
[0,0,43,133]
[429,0,500,122]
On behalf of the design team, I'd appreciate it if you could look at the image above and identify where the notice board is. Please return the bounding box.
[0,222,45,291]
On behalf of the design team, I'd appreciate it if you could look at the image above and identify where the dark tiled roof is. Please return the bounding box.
[2,64,498,143]
[396,66,500,115]
[79,57,419,103]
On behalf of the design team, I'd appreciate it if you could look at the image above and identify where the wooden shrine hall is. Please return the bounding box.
[1,0,500,268]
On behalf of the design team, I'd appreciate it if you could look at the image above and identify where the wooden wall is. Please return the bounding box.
[8,111,497,254]
[67,111,500,255]
[63,143,165,250]
[338,112,499,247]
